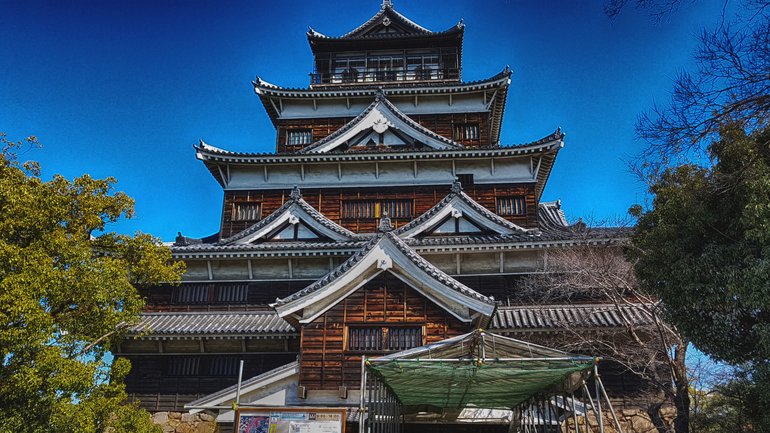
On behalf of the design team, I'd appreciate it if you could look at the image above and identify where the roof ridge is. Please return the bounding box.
[393,180,535,237]
[216,187,359,245]
[300,93,462,153]
[253,67,510,95]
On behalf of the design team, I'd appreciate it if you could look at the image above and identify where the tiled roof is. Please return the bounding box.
[252,68,511,97]
[216,187,361,245]
[394,180,533,237]
[171,240,366,255]
[194,128,558,165]
[272,231,494,308]
[538,200,569,230]
[185,361,299,409]
[491,304,653,331]
[128,311,296,336]
[340,3,432,38]
[271,234,385,307]
[300,92,462,153]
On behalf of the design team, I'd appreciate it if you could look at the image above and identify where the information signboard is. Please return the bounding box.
[236,407,346,433]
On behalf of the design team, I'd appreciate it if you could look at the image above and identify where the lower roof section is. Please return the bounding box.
[492,303,654,332]
[128,311,296,339]
[127,303,652,340]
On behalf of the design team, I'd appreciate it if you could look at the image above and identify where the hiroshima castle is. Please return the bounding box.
[117,2,647,432]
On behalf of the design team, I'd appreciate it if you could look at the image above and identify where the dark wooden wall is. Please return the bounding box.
[275,113,492,153]
[139,280,315,312]
[221,184,536,239]
[124,353,297,412]
[299,274,470,390]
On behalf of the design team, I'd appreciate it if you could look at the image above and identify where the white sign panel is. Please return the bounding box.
[236,408,346,433]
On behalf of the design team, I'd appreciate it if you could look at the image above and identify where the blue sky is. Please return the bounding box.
[1,0,729,240]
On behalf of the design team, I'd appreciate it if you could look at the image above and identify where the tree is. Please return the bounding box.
[630,122,770,365]
[690,362,770,433]
[0,133,186,433]
[523,234,690,433]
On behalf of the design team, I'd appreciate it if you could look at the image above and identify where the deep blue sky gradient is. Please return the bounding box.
[1,0,729,240]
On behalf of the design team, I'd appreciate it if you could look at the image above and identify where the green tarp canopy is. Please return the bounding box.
[366,330,595,411]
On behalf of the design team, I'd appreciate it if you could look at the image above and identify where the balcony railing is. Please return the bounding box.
[310,68,460,86]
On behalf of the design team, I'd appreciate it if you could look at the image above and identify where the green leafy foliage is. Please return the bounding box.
[691,362,770,433]
[0,133,186,433]
[630,122,770,365]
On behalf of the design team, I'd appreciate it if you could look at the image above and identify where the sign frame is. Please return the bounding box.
[235,406,347,433]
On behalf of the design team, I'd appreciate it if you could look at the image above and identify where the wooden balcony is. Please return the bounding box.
[310,67,461,86]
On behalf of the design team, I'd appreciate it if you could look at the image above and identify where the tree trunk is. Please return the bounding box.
[647,402,670,433]
[672,344,690,433]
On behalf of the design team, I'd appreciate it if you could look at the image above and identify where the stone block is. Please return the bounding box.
[152,412,169,424]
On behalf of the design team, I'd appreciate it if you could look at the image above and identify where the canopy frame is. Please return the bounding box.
[358,330,624,433]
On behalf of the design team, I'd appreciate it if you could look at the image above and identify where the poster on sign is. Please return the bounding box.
[236,408,346,433]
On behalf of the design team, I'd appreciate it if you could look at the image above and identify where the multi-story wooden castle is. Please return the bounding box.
[117,3,645,432]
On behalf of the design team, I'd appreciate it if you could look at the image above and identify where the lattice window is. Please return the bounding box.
[215,284,249,303]
[381,200,412,219]
[387,327,422,351]
[175,284,248,304]
[176,285,209,304]
[348,326,422,352]
[348,327,383,351]
[232,202,260,221]
[342,201,377,219]
[496,197,526,216]
[341,200,412,219]
[453,124,479,141]
[287,129,313,146]
[168,357,199,376]
[208,357,239,376]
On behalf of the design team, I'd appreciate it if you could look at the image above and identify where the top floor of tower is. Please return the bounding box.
[307,0,465,87]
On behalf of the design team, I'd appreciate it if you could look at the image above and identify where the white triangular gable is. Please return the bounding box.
[396,184,532,239]
[219,188,358,245]
[269,220,320,241]
[302,95,461,153]
[186,362,300,420]
[272,233,495,323]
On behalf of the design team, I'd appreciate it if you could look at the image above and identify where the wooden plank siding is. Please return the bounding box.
[275,113,492,153]
[221,184,536,238]
[299,274,470,390]
[123,353,297,412]
[138,280,316,312]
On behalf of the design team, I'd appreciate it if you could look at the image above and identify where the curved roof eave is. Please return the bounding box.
[253,67,510,98]
[307,22,464,43]
[299,92,463,153]
[194,130,563,166]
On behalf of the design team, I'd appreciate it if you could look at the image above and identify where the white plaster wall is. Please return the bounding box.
[277,93,488,120]
[503,250,543,272]
[182,261,210,281]
[459,252,499,274]
[225,157,534,190]
[211,260,250,279]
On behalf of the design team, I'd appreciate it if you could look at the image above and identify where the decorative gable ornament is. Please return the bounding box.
[301,93,462,153]
[395,180,535,238]
[217,187,360,244]
[272,232,495,324]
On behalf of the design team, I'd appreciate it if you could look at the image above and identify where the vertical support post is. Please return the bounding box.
[594,366,605,433]
[235,360,244,408]
[368,373,374,433]
[360,356,367,433]
[570,393,581,433]
[582,383,599,433]
[596,373,624,433]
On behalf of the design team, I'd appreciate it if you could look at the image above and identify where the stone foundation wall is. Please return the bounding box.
[150,411,217,433]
